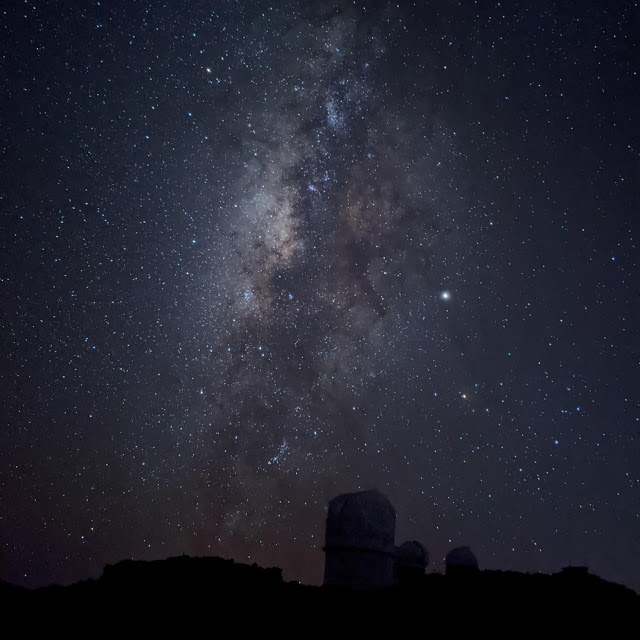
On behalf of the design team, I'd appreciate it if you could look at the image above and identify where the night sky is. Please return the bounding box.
[2,1,638,591]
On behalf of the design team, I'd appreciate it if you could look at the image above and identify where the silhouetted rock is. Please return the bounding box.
[3,555,637,627]
[99,554,283,595]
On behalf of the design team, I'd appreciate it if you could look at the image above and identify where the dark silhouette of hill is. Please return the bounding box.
[2,555,637,624]
[3,492,637,625]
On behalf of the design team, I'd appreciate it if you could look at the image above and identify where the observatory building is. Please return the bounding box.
[445,546,479,577]
[323,489,397,589]
[323,489,429,589]
[395,540,429,585]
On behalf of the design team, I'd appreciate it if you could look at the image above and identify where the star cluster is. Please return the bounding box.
[1,1,638,590]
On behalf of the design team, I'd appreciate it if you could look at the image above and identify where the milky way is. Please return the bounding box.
[189,3,477,561]
[2,1,638,590]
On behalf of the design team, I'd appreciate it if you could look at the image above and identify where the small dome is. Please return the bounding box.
[445,546,479,572]
[396,540,429,569]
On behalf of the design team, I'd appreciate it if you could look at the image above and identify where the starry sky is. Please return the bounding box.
[1,1,638,591]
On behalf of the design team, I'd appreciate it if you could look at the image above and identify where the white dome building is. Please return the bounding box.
[445,546,479,576]
[323,489,396,589]
[395,540,429,583]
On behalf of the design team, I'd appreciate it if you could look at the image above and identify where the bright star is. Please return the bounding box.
[440,291,451,300]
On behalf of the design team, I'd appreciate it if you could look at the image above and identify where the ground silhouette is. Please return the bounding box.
[2,554,637,626]
[3,490,638,625]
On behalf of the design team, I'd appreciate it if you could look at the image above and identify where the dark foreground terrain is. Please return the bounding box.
[2,555,637,627]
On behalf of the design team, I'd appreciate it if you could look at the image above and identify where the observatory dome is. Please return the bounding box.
[445,546,479,575]
[325,489,396,553]
[396,540,429,570]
